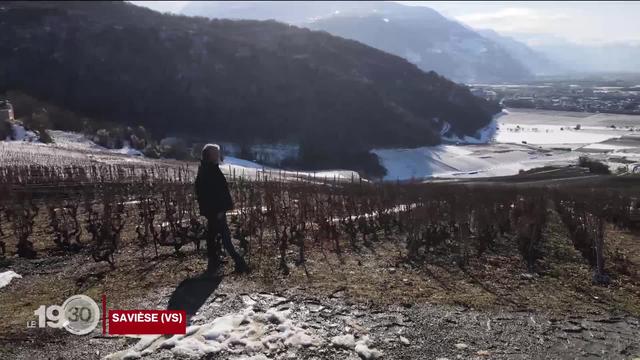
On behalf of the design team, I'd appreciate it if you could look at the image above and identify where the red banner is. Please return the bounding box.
[108,310,186,335]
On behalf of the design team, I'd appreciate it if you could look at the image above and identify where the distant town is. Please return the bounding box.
[471,80,640,115]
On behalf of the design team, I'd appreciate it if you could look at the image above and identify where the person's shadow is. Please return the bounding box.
[167,273,222,317]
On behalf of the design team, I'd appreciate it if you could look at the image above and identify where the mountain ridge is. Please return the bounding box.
[477,29,562,76]
[0,1,500,175]
[182,1,533,83]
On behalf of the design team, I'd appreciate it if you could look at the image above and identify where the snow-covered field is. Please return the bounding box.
[374,109,640,180]
[220,157,360,182]
[373,144,578,181]
[1,127,360,182]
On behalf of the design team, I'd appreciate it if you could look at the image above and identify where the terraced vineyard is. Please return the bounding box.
[1,162,638,286]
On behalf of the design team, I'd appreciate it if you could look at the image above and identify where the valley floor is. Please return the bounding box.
[375,109,640,181]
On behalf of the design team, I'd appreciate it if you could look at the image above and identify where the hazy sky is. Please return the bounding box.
[131,1,640,45]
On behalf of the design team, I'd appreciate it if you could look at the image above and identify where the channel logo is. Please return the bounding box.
[29,294,186,336]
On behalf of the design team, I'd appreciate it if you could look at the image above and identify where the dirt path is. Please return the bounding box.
[4,285,639,360]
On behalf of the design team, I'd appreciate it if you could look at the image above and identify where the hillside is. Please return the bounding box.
[0,1,499,174]
[477,29,561,76]
[182,1,532,83]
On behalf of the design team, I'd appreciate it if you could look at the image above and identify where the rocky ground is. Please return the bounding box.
[1,216,639,359]
[4,284,640,360]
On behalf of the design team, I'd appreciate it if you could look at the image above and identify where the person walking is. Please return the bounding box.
[195,144,248,274]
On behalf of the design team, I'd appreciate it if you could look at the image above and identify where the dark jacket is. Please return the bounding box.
[195,161,233,218]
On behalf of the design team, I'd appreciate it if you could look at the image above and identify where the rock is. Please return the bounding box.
[346,319,369,335]
[245,355,269,360]
[476,350,490,356]
[454,343,469,350]
[562,324,583,333]
[241,295,257,306]
[388,267,396,274]
[520,273,536,280]
[331,289,346,298]
[594,317,623,324]
[399,336,410,345]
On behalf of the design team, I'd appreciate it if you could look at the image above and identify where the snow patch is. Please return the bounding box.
[221,143,299,166]
[106,306,319,359]
[442,110,506,145]
[111,146,143,156]
[578,143,638,152]
[106,293,385,360]
[220,162,361,183]
[494,124,621,146]
[6,124,38,142]
[46,130,144,156]
[372,145,483,180]
[355,335,383,359]
[0,270,22,289]
[48,130,105,151]
[223,156,269,170]
[232,355,270,360]
[331,334,356,349]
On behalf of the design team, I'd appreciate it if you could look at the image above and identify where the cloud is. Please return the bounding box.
[455,7,569,33]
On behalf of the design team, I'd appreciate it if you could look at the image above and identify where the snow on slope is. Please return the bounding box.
[3,130,359,181]
[220,143,300,166]
[373,144,577,181]
[0,270,22,289]
[48,130,106,150]
[5,124,38,142]
[373,145,479,180]
[219,159,360,182]
[223,156,271,170]
[442,110,504,145]
[111,146,144,156]
[374,109,640,181]
[50,131,144,156]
